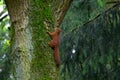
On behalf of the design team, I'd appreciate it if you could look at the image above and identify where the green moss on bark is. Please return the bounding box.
[29,0,60,80]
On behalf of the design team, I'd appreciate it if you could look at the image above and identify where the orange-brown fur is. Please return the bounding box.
[47,27,61,68]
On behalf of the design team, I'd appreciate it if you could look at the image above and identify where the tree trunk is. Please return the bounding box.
[5,0,72,80]
[5,0,30,80]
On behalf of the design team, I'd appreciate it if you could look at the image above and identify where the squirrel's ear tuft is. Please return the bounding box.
[55,28,61,33]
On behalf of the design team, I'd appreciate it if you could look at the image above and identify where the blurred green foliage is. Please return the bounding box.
[61,0,106,35]
[0,0,10,80]
[60,0,120,80]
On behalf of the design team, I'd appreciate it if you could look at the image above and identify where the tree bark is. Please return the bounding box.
[5,0,30,80]
[55,0,73,27]
[5,0,72,80]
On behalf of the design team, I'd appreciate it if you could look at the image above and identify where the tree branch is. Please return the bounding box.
[55,0,73,27]
[0,14,8,22]
[0,11,4,17]
[107,1,120,4]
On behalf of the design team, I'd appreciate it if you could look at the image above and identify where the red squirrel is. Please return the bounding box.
[47,27,61,68]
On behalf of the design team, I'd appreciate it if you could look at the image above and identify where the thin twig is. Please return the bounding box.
[0,14,8,22]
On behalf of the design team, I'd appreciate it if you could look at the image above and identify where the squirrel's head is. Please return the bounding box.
[55,27,61,34]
